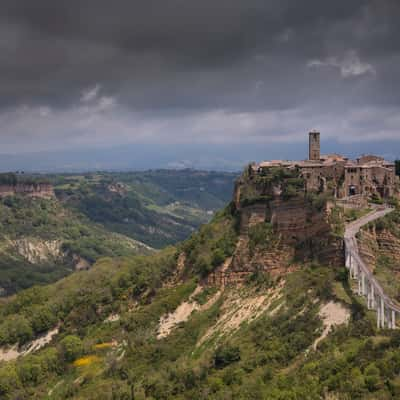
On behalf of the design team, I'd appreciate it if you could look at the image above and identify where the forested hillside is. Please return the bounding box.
[52,170,237,248]
[0,170,236,295]
[0,195,150,296]
[1,202,400,399]
[1,166,400,399]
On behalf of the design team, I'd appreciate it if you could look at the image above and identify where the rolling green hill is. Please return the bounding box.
[0,170,236,295]
[1,166,400,399]
[0,206,399,399]
[0,195,150,296]
[52,170,237,248]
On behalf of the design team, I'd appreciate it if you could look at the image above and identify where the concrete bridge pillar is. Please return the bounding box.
[345,248,350,269]
[370,284,375,309]
[361,272,366,296]
[380,297,385,329]
[367,283,372,309]
[392,310,396,329]
[377,303,381,329]
[352,255,358,279]
[386,309,392,329]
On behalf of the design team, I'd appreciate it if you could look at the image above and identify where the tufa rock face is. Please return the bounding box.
[358,225,400,272]
[13,238,62,264]
[207,167,344,286]
[0,183,54,199]
[11,237,92,271]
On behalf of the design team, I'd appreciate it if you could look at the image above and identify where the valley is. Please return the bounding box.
[0,170,236,296]
[0,163,399,399]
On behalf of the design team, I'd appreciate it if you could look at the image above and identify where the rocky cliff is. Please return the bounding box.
[206,166,343,286]
[358,224,400,272]
[0,182,54,199]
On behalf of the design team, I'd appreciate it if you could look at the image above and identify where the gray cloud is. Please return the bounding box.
[0,0,399,165]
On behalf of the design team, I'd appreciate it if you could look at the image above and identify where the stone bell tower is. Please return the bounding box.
[309,130,320,161]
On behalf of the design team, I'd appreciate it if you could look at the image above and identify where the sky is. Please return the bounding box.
[1,0,400,171]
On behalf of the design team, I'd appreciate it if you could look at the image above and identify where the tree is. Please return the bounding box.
[214,344,241,369]
[364,363,381,392]
[30,306,57,334]
[211,248,225,267]
[396,160,400,176]
[1,315,34,345]
[0,366,21,398]
[59,335,83,362]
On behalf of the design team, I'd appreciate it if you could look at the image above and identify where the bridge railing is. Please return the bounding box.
[344,207,399,328]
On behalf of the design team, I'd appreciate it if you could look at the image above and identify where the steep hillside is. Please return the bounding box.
[358,205,400,302]
[0,234,399,399]
[0,195,150,296]
[52,170,237,248]
[0,169,236,295]
[1,168,400,399]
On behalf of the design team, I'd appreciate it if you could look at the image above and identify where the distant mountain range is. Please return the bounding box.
[1,139,398,172]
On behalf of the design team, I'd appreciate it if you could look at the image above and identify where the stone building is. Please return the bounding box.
[309,129,321,161]
[254,131,397,201]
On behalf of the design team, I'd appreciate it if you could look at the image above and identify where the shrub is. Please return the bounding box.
[59,335,83,362]
[211,248,225,267]
[0,315,33,345]
[0,365,21,398]
[195,257,212,277]
[248,222,274,255]
[214,344,241,369]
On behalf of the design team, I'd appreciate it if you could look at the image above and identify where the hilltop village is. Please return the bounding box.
[251,131,397,202]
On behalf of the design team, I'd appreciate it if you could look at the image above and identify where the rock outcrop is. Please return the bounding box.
[358,225,400,273]
[0,183,54,199]
[13,238,62,264]
[207,167,344,287]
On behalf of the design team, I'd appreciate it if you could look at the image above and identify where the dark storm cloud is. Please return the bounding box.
[0,0,399,160]
[0,0,380,106]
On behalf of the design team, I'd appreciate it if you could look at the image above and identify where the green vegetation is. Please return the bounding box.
[362,206,400,303]
[0,167,399,399]
[239,166,304,206]
[0,196,148,295]
[0,248,177,348]
[248,222,276,256]
[395,160,400,176]
[2,252,399,399]
[0,170,237,294]
[344,207,372,223]
[305,191,332,212]
[52,170,237,248]
[0,173,49,186]
[329,206,345,237]
[180,205,239,277]
[370,193,384,204]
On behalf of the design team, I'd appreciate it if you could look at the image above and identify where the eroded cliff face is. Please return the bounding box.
[0,183,54,199]
[206,167,343,286]
[358,225,400,272]
[12,238,62,264]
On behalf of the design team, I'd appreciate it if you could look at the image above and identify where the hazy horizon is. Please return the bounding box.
[0,136,398,173]
[1,1,400,170]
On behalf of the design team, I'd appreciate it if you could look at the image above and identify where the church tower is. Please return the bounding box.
[309,130,320,161]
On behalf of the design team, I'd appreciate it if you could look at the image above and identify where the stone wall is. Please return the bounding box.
[336,195,368,209]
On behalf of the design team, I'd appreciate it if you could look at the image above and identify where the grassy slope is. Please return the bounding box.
[1,208,400,399]
[2,257,400,399]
